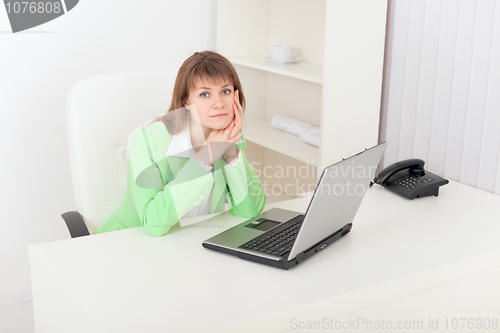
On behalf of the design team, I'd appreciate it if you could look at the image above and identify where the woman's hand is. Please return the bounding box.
[221,90,244,163]
[229,90,243,139]
[194,118,243,166]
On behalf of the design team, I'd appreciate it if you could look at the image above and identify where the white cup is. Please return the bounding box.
[265,45,294,61]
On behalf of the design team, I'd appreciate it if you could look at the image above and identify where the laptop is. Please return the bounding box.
[202,142,387,269]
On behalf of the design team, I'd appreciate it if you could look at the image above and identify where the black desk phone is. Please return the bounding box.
[370,158,449,199]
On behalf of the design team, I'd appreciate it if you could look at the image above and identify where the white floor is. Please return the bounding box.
[0,301,35,333]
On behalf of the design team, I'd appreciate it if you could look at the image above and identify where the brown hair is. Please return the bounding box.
[156,51,246,134]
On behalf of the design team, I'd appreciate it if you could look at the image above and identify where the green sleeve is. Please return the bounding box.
[128,127,215,236]
[221,135,266,218]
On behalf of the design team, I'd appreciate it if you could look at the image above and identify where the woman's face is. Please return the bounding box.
[185,78,235,131]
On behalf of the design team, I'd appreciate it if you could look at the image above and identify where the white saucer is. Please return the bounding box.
[262,57,301,64]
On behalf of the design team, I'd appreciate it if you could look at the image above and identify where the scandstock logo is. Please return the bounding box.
[3,0,79,33]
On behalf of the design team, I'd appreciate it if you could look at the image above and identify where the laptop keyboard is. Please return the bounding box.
[239,216,304,257]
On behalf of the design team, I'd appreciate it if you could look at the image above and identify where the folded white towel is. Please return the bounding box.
[300,131,320,147]
[271,115,311,136]
[305,125,320,137]
[271,115,320,148]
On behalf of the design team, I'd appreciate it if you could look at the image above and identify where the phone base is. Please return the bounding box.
[382,169,449,200]
[411,187,439,199]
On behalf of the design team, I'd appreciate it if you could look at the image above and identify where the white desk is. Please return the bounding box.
[29,181,500,333]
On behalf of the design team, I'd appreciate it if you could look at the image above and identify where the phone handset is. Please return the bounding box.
[370,158,425,187]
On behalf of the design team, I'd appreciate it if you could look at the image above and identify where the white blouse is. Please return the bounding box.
[164,124,243,218]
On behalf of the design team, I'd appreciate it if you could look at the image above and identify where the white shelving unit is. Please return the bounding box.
[217,0,388,200]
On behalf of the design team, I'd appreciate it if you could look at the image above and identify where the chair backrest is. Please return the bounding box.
[66,71,178,233]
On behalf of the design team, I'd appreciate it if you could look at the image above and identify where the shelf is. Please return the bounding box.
[243,118,320,166]
[228,55,323,84]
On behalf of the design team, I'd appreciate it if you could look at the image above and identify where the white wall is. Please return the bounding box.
[380,0,500,195]
[0,0,216,305]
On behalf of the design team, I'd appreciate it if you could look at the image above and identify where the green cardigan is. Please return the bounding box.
[95,121,266,236]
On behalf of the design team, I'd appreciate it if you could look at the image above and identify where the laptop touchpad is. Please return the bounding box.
[251,220,280,231]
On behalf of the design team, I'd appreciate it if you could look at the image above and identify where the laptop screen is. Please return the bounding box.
[287,142,387,260]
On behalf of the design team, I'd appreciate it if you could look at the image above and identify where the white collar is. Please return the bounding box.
[165,124,195,158]
[165,124,244,158]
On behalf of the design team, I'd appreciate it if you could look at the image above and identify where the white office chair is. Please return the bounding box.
[62,71,178,237]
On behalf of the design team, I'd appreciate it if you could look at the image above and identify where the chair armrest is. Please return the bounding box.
[61,211,90,238]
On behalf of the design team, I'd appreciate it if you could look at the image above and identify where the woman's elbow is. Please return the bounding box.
[231,193,266,218]
[140,216,174,236]
[142,224,172,237]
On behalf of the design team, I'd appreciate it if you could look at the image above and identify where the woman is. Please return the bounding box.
[95,51,266,236]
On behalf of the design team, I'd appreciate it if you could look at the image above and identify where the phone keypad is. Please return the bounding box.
[394,176,429,190]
